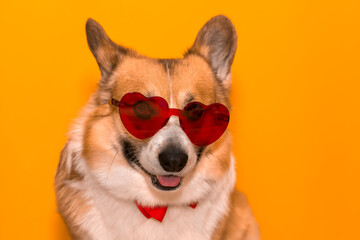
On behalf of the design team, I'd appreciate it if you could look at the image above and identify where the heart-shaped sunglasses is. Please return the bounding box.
[110,92,230,147]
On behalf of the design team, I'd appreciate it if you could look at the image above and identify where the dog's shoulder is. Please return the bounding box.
[212,190,261,240]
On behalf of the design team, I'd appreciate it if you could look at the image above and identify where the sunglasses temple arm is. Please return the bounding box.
[110,98,121,107]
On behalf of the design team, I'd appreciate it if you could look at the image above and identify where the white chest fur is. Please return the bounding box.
[96,197,223,240]
[78,157,236,240]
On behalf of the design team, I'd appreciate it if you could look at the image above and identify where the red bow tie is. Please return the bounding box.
[136,202,198,222]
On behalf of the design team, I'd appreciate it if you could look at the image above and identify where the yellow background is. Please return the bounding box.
[0,0,359,239]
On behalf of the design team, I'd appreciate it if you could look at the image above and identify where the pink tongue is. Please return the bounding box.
[157,176,180,187]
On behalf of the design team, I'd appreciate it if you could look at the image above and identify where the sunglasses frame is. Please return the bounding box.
[110,92,230,147]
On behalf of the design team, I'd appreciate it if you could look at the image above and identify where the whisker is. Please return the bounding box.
[106,147,119,181]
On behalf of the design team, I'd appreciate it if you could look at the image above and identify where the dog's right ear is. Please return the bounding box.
[86,19,128,77]
[187,15,237,91]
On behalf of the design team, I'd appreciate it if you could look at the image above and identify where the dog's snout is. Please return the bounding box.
[158,145,188,172]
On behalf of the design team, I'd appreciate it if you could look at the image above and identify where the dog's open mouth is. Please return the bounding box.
[151,175,182,191]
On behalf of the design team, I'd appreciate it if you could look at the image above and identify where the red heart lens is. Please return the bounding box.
[112,92,230,147]
[118,92,169,139]
[181,102,230,147]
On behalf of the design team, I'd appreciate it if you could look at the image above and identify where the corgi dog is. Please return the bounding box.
[55,15,260,240]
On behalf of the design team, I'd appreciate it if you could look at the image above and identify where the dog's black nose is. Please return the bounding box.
[158,145,188,172]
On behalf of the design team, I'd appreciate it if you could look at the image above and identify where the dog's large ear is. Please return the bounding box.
[86,19,128,77]
[188,15,237,90]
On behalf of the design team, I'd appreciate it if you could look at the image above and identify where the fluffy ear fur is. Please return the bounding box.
[86,19,130,104]
[187,15,237,90]
[86,18,128,78]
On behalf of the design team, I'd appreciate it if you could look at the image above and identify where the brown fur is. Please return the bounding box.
[212,191,260,240]
[56,145,92,238]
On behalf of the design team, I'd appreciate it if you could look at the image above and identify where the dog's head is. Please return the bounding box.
[82,16,237,206]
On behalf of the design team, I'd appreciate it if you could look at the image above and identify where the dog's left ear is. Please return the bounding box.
[86,19,130,104]
[188,15,237,90]
[86,18,128,77]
